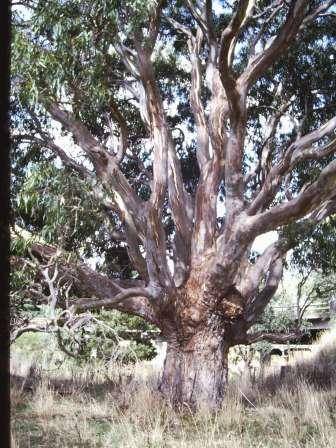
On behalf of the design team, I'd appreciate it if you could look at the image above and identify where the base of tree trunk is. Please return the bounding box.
[158,330,230,410]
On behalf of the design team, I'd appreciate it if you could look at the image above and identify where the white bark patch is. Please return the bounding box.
[252,231,279,254]
[113,191,127,214]
[198,225,206,252]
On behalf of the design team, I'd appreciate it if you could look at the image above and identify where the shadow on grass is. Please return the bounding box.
[10,371,132,400]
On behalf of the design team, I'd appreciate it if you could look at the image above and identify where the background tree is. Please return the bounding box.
[11,0,336,409]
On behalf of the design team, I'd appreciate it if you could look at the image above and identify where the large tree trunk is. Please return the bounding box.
[156,264,244,410]
[159,328,231,410]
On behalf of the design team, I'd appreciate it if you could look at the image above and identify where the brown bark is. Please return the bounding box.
[159,330,230,410]
[155,265,246,409]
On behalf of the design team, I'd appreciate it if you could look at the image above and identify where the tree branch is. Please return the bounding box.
[134,35,192,287]
[245,256,284,325]
[240,239,285,299]
[70,286,155,312]
[245,330,305,344]
[301,0,336,27]
[218,0,252,120]
[185,0,209,39]
[248,1,283,59]
[240,0,308,89]
[30,243,160,324]
[10,318,57,344]
[245,92,294,188]
[248,115,336,216]
[46,102,147,239]
[168,16,223,262]
[248,158,336,235]
[107,98,129,164]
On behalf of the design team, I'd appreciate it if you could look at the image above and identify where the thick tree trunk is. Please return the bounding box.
[159,329,230,410]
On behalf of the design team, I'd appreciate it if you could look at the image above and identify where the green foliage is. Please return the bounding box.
[10,257,40,331]
[252,291,300,333]
[102,309,157,333]
[11,160,157,361]
[13,331,53,355]
[15,163,103,254]
[12,0,165,124]
[57,310,157,364]
[291,216,336,274]
[250,269,336,360]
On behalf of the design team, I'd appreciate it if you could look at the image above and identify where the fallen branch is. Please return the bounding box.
[245,330,306,344]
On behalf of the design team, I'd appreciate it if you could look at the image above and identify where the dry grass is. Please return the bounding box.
[10,329,336,448]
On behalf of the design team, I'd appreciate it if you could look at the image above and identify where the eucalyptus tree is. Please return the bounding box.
[11,0,336,409]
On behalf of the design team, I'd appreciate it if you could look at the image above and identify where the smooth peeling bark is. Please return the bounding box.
[159,329,230,410]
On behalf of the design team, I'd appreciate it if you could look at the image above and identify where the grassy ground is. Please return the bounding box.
[10,329,336,448]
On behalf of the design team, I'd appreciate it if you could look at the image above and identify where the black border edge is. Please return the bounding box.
[0,0,11,446]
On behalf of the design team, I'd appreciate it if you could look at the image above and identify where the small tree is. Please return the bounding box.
[11,0,336,408]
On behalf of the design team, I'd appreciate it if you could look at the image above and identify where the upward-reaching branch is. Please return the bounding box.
[218,0,253,120]
[240,0,308,89]
[216,1,256,233]
[108,98,129,164]
[248,115,336,216]
[167,15,221,262]
[47,102,147,239]
[248,159,336,236]
[240,239,286,299]
[131,14,192,288]
[245,256,284,325]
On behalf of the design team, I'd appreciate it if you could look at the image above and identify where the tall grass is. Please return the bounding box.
[11,329,336,448]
